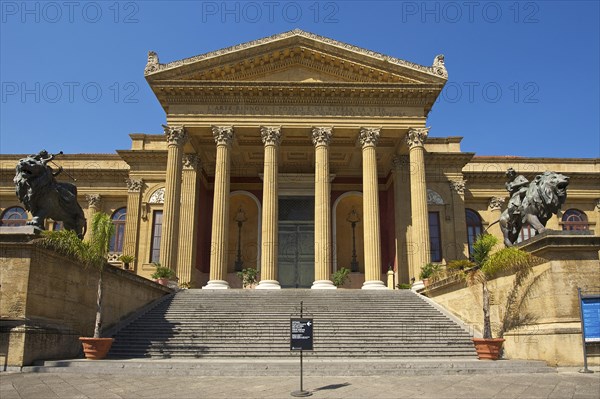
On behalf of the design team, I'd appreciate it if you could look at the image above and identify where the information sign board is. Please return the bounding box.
[581,296,600,343]
[290,318,313,351]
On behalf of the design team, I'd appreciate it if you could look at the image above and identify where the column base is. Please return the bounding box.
[203,280,230,289]
[256,280,281,289]
[311,280,337,289]
[361,280,387,290]
[411,280,425,291]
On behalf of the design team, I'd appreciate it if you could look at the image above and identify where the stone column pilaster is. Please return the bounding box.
[256,126,282,290]
[123,178,143,271]
[407,127,431,284]
[204,126,234,289]
[488,197,506,241]
[177,154,201,286]
[360,127,386,290]
[84,194,102,242]
[312,127,336,289]
[392,156,412,285]
[449,179,468,260]
[595,199,600,237]
[159,125,188,272]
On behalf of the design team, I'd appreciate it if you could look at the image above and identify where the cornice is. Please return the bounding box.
[145,29,447,81]
[117,150,168,164]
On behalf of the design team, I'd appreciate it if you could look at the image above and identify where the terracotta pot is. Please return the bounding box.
[472,338,505,360]
[155,278,169,286]
[79,337,114,360]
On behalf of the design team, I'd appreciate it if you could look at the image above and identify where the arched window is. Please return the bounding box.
[0,207,28,226]
[109,207,127,253]
[562,209,588,231]
[465,209,483,258]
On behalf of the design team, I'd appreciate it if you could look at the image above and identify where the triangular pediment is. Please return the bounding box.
[144,29,448,85]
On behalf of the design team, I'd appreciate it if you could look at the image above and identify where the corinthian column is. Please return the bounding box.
[204,126,234,289]
[407,127,431,283]
[360,128,386,289]
[312,127,336,289]
[159,125,188,273]
[488,197,506,241]
[177,154,201,286]
[257,126,282,289]
[84,194,102,242]
[123,178,143,271]
[449,179,468,260]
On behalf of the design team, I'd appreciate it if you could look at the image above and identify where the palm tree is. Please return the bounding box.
[40,212,114,338]
[467,233,541,339]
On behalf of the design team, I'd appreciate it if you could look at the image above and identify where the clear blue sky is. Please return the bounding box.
[1,1,599,158]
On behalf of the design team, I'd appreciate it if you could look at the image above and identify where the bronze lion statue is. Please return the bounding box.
[14,151,86,238]
[500,171,569,246]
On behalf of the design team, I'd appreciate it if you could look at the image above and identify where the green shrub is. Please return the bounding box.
[331,267,351,287]
[236,268,258,288]
[419,263,441,279]
[151,262,176,279]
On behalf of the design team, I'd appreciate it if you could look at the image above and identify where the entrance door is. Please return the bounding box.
[278,197,314,288]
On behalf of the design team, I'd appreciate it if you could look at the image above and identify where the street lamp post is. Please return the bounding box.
[346,206,360,272]
[234,206,247,272]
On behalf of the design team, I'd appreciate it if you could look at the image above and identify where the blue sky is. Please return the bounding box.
[1,1,599,158]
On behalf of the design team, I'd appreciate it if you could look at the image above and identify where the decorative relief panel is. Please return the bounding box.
[149,188,165,204]
[427,189,444,205]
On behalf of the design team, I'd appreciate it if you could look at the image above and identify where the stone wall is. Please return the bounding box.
[0,229,171,367]
[425,232,600,366]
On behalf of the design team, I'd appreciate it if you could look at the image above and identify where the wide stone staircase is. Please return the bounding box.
[108,289,478,359]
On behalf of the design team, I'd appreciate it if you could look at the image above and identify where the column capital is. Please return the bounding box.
[182,154,201,171]
[489,196,506,211]
[391,155,409,171]
[260,126,282,146]
[359,127,380,148]
[126,178,144,193]
[312,127,333,147]
[595,198,600,211]
[449,179,467,195]
[212,125,234,146]
[163,125,188,146]
[85,194,102,208]
[406,127,429,149]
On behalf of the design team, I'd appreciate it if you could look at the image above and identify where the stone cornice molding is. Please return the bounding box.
[212,126,234,146]
[406,127,429,149]
[260,126,282,146]
[144,29,447,81]
[359,127,380,148]
[449,179,467,195]
[312,127,333,147]
[163,125,188,146]
[85,194,102,208]
[126,178,144,193]
[182,154,201,171]
[489,196,506,211]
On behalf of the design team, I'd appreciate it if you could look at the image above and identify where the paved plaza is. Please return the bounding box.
[1,370,599,399]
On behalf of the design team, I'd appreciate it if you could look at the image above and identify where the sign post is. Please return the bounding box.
[290,301,313,397]
[578,287,599,373]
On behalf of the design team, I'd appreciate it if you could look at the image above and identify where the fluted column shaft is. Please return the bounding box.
[205,126,234,289]
[177,155,201,286]
[159,125,188,272]
[257,126,281,289]
[360,128,386,289]
[488,197,506,241]
[450,179,468,260]
[407,127,431,282]
[123,179,143,271]
[312,127,336,289]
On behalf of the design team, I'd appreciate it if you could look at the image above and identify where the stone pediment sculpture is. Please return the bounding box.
[13,150,86,238]
[499,169,569,246]
[144,29,447,84]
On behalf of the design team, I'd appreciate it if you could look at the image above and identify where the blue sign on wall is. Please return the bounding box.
[581,296,600,343]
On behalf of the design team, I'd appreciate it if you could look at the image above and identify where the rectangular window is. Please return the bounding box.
[428,212,442,262]
[150,210,163,263]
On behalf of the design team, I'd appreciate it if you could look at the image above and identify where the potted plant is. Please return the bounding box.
[118,254,135,270]
[466,234,540,360]
[419,263,440,287]
[39,212,116,360]
[236,267,258,288]
[151,262,175,286]
[331,267,351,288]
